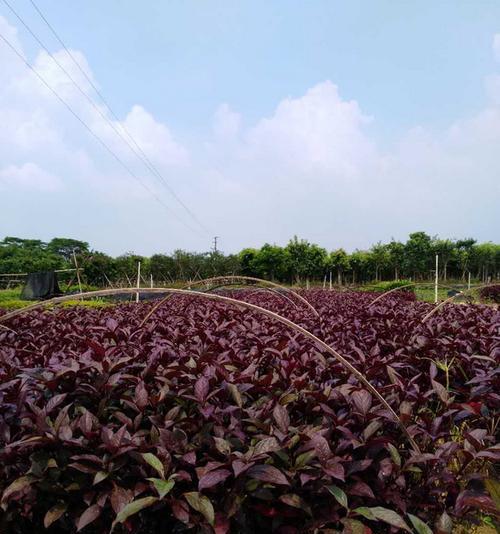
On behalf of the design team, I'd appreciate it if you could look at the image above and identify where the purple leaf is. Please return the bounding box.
[247,464,290,486]
[195,377,210,403]
[352,390,372,416]
[273,403,290,433]
[198,468,231,491]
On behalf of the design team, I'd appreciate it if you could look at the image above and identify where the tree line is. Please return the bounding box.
[0,233,498,287]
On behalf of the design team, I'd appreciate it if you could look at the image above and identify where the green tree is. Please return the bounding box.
[150,254,176,283]
[47,238,89,262]
[252,244,289,281]
[349,250,371,284]
[403,232,433,280]
[387,240,405,280]
[326,249,350,285]
[472,242,498,282]
[82,252,116,286]
[285,236,308,283]
[370,242,391,281]
[239,248,259,277]
[455,238,476,280]
[0,237,63,274]
[114,253,146,284]
[285,237,326,284]
[432,239,456,280]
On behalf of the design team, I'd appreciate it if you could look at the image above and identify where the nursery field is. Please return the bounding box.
[0,290,498,533]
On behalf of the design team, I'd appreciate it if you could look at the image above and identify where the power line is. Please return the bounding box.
[0,29,202,236]
[26,0,209,235]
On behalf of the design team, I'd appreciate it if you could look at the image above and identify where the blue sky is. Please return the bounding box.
[0,1,499,254]
[17,1,500,135]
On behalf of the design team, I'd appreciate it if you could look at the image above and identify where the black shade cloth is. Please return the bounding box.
[20,272,62,300]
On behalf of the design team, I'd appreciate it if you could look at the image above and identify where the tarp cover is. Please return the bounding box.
[20,272,62,300]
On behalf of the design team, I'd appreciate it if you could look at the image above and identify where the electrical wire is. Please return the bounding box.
[0,29,202,236]
[27,0,209,235]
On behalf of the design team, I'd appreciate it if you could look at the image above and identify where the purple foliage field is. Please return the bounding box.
[0,290,498,533]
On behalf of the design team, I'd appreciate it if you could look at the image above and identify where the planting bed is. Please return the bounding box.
[0,290,498,533]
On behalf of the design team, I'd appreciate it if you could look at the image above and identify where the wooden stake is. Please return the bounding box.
[150,274,154,288]
[434,254,439,304]
[73,250,83,300]
[136,261,141,303]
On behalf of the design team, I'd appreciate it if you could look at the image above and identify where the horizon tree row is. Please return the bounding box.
[0,233,499,287]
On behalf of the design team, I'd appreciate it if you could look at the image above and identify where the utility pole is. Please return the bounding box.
[212,236,219,253]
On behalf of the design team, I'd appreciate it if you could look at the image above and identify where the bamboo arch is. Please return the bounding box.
[421,282,500,323]
[231,287,300,309]
[368,283,418,307]
[0,287,419,453]
[140,275,319,327]
[144,285,301,318]
[368,281,481,307]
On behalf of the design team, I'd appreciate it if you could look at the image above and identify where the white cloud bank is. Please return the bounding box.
[0,162,62,191]
[0,14,499,254]
[245,82,376,177]
[493,33,500,63]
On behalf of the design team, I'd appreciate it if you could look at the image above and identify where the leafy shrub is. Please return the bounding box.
[479,285,500,303]
[0,291,498,532]
[371,280,414,292]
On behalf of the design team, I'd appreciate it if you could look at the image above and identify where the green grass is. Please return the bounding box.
[414,287,450,303]
[0,288,114,311]
[0,288,29,310]
[59,299,113,309]
[0,288,23,301]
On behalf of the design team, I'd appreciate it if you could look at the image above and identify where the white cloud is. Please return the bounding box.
[0,15,190,230]
[493,33,500,62]
[116,105,189,168]
[213,103,241,139]
[0,162,62,191]
[0,15,25,84]
[196,76,500,249]
[485,74,500,105]
[244,82,375,177]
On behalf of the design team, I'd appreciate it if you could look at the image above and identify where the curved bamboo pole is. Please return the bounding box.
[421,282,500,323]
[0,286,419,453]
[140,275,319,327]
[187,275,318,315]
[229,286,300,309]
[155,284,300,315]
[368,283,417,307]
[367,281,480,307]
